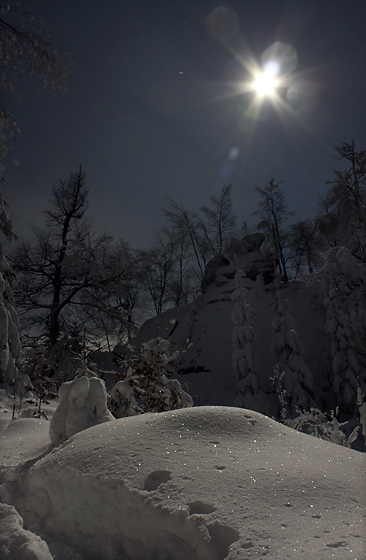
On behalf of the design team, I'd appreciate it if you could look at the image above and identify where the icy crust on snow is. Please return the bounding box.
[11,407,366,560]
[0,503,52,560]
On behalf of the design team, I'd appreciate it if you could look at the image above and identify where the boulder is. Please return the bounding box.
[201,255,230,290]
[242,232,265,252]
[225,233,265,263]
[235,250,275,283]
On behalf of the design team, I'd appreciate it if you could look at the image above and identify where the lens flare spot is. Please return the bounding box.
[262,42,297,76]
[229,145,240,160]
[205,7,239,43]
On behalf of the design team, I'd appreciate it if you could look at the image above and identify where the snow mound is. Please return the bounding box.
[0,503,52,560]
[12,406,365,560]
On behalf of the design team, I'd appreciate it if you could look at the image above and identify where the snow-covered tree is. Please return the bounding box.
[287,407,347,446]
[322,247,366,416]
[232,270,269,414]
[109,338,193,417]
[50,372,114,445]
[314,141,366,422]
[271,278,314,416]
[0,190,21,385]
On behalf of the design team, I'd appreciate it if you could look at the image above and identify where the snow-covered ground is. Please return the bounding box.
[1,400,365,559]
[0,256,364,558]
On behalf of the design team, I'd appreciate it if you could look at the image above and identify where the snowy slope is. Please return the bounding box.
[131,276,329,414]
[0,417,51,469]
[1,407,364,560]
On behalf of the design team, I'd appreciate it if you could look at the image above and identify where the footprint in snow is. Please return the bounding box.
[144,470,172,491]
[187,500,217,515]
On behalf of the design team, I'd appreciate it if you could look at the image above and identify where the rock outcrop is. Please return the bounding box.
[201,233,275,290]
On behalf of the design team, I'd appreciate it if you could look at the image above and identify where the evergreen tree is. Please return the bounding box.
[323,247,366,417]
[271,277,314,416]
[0,190,20,384]
[232,270,269,414]
[109,338,193,417]
[317,141,366,418]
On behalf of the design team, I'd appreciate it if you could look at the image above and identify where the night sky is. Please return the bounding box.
[5,0,366,247]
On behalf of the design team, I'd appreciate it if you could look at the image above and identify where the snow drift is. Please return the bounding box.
[0,503,52,560]
[4,406,364,560]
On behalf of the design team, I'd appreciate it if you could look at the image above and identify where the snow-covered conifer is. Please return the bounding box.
[323,247,366,416]
[286,407,347,446]
[271,278,313,416]
[254,272,266,295]
[232,270,268,413]
[317,143,365,416]
[0,191,21,386]
[109,338,193,417]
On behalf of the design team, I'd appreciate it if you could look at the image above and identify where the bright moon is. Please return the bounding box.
[253,71,278,97]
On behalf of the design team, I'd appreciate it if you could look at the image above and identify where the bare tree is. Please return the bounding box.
[11,168,127,347]
[254,178,293,282]
[163,199,208,282]
[159,225,195,307]
[80,240,142,347]
[162,185,237,286]
[316,194,340,249]
[0,2,68,382]
[45,167,87,344]
[325,140,366,259]
[0,2,68,168]
[139,231,176,315]
[288,219,322,277]
[199,184,237,258]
